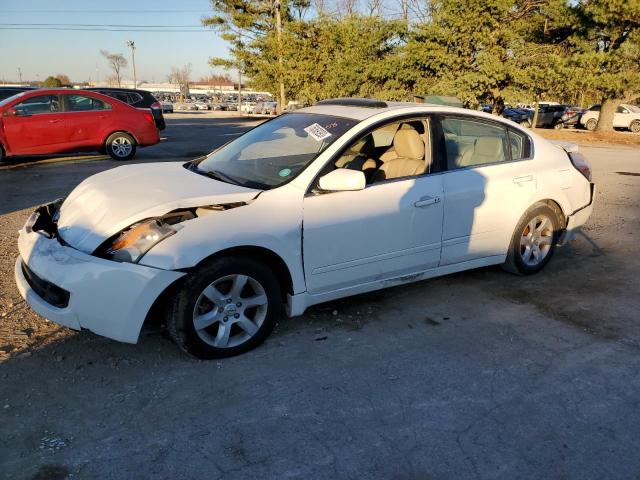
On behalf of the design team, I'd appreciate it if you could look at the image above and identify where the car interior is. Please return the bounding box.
[333,119,432,184]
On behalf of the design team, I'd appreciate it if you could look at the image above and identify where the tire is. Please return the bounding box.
[502,203,561,275]
[519,119,532,128]
[105,132,136,160]
[630,120,640,134]
[168,256,282,359]
[0,144,4,163]
[553,121,564,130]
[585,118,597,131]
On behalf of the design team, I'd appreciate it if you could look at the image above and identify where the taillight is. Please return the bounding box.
[150,101,162,110]
[143,112,154,124]
[569,151,592,182]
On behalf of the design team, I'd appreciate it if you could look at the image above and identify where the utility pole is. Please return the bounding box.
[274,0,286,112]
[238,66,242,115]
[17,67,22,84]
[126,40,137,88]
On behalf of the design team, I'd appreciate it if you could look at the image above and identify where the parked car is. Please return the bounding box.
[579,104,640,133]
[0,86,38,101]
[0,89,160,161]
[159,100,173,113]
[240,101,257,113]
[85,87,165,131]
[174,101,198,111]
[559,105,585,128]
[14,98,594,359]
[256,101,278,115]
[194,101,210,111]
[517,105,568,129]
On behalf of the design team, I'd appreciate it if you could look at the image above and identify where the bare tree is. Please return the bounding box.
[364,0,383,16]
[100,50,127,87]
[167,64,192,99]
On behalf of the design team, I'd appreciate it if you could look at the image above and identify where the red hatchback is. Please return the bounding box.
[0,89,160,161]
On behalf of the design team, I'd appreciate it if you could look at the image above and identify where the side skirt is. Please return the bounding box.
[286,254,506,317]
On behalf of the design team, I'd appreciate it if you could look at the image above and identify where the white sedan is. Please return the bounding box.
[15,98,595,358]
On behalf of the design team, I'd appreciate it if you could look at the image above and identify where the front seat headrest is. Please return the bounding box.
[393,129,424,160]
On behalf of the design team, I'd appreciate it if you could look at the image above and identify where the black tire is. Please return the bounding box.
[502,203,562,275]
[0,144,4,163]
[105,132,137,160]
[168,256,282,359]
[553,121,564,130]
[520,119,532,128]
[630,120,640,134]
[585,118,597,131]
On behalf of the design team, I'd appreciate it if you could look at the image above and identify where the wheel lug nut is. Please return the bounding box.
[226,298,232,304]
[236,302,242,307]
[223,316,228,321]
[234,313,240,319]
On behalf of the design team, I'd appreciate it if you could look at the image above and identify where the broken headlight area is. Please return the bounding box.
[97,219,176,263]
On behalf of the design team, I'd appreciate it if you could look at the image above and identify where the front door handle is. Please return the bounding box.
[513,174,534,184]
[414,196,441,208]
[48,119,61,124]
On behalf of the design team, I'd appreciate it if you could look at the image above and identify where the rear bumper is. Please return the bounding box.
[15,223,184,343]
[559,183,595,245]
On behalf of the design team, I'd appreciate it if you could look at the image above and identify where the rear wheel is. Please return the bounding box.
[503,204,561,275]
[553,121,564,130]
[168,256,281,359]
[106,132,136,160]
[519,119,532,128]
[585,118,597,131]
[630,120,640,134]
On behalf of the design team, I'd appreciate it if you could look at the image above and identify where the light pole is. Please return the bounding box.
[126,40,137,88]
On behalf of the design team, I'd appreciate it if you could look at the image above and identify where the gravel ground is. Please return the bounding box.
[0,136,638,479]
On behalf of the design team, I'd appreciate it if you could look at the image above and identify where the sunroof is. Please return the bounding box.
[316,98,388,109]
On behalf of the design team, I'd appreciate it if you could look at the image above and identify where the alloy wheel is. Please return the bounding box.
[519,214,554,266]
[111,137,133,158]
[192,274,268,349]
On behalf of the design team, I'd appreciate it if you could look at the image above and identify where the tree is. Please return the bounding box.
[167,64,192,98]
[568,0,640,132]
[100,50,128,87]
[42,76,63,87]
[55,73,71,85]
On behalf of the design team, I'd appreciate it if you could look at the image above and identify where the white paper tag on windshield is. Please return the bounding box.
[304,123,332,141]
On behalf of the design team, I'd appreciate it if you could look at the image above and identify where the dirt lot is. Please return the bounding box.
[0,115,639,479]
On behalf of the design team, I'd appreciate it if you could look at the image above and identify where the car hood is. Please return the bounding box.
[57,162,261,253]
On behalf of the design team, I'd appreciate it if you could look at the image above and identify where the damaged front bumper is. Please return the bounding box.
[15,205,185,343]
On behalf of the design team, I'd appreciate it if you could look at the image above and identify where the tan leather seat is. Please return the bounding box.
[372,129,425,182]
[459,137,504,167]
[335,135,375,169]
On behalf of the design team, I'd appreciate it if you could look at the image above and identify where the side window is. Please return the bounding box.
[330,118,431,185]
[616,106,628,114]
[590,105,601,112]
[442,117,508,169]
[67,95,110,112]
[127,92,143,105]
[507,128,532,160]
[14,95,59,115]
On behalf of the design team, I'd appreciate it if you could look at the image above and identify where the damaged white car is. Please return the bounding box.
[15,98,595,358]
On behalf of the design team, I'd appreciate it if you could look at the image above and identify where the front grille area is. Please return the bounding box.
[21,261,70,308]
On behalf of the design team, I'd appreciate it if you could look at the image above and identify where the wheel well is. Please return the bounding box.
[104,130,138,146]
[537,199,567,229]
[196,246,294,300]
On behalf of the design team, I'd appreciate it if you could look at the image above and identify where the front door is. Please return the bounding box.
[3,94,67,154]
[303,175,444,294]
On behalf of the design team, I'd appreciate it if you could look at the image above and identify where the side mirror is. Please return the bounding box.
[3,108,17,117]
[318,168,366,192]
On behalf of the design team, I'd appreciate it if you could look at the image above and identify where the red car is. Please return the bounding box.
[0,89,160,161]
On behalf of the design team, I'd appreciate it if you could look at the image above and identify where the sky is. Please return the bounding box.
[0,0,231,83]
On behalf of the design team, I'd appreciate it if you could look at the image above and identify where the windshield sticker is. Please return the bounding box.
[304,123,332,142]
[278,168,292,178]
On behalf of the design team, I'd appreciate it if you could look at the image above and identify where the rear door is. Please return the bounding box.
[438,115,537,265]
[3,94,68,154]
[62,93,113,148]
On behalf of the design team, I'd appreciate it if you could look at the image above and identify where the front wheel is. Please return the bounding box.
[106,132,137,160]
[630,120,640,134]
[168,257,282,359]
[503,204,561,275]
[585,118,597,131]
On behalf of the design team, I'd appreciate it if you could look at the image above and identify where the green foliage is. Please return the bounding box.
[42,76,62,87]
[205,0,640,130]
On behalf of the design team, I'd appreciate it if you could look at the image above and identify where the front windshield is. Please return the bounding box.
[195,112,357,189]
[0,91,28,108]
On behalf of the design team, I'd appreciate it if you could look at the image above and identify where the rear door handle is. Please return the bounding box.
[414,196,441,208]
[48,119,61,124]
[513,174,534,184]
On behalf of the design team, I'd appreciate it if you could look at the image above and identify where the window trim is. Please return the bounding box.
[434,113,535,172]
[306,113,443,196]
[13,94,62,117]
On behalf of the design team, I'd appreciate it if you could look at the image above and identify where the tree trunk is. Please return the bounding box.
[594,98,621,132]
